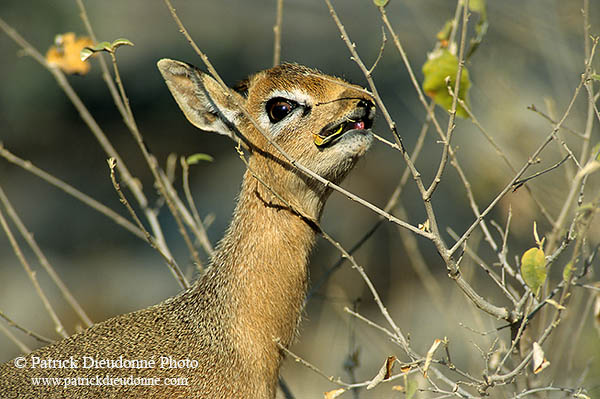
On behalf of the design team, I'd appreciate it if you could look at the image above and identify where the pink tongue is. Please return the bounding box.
[352,121,365,130]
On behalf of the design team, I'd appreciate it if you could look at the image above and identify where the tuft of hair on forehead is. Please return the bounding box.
[246,63,347,96]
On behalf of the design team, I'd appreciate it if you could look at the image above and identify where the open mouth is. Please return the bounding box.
[314,108,374,148]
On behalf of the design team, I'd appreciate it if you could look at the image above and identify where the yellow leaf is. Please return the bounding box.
[324,388,346,399]
[46,32,94,75]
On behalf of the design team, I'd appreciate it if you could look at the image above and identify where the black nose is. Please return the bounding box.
[357,99,375,110]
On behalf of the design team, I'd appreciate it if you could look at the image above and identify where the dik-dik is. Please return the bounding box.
[0,59,375,398]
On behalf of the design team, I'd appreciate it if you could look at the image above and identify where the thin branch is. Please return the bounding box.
[0,145,144,241]
[0,322,30,354]
[272,0,284,67]
[163,0,433,241]
[425,0,470,199]
[319,229,411,355]
[74,0,127,118]
[450,69,588,256]
[0,310,53,345]
[107,51,203,272]
[0,207,68,338]
[545,36,599,255]
[512,155,571,191]
[108,158,189,289]
[0,16,176,269]
[0,184,93,327]
[368,26,387,75]
[307,108,431,301]
[180,157,214,257]
[447,227,518,305]
[456,98,556,226]
[528,106,583,170]
[344,307,397,343]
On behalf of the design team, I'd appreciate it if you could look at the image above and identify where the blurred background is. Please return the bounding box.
[1,0,599,397]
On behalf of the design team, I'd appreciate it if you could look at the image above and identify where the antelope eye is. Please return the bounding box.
[266,98,296,123]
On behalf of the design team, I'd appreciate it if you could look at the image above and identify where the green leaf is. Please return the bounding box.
[469,0,487,18]
[592,142,600,161]
[521,247,547,295]
[111,38,134,49]
[436,20,454,43]
[562,262,574,283]
[591,73,600,81]
[92,41,112,52]
[405,378,418,399]
[80,48,94,62]
[373,0,389,7]
[422,49,471,118]
[186,153,214,165]
[466,0,488,59]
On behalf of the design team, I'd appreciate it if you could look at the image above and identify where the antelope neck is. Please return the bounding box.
[199,171,318,372]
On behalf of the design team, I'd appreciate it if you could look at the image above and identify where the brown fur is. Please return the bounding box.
[0,60,375,398]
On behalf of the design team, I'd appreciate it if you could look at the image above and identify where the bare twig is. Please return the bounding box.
[0,16,177,269]
[180,157,214,257]
[0,185,93,327]
[425,0,470,199]
[512,155,571,191]
[0,207,68,338]
[107,51,202,273]
[163,0,433,241]
[0,145,144,241]
[108,158,189,289]
[0,310,53,345]
[368,27,387,75]
[272,0,284,67]
[0,323,30,354]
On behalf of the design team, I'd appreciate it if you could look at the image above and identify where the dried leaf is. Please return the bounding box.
[45,32,93,75]
[418,219,430,232]
[423,339,442,378]
[324,388,346,399]
[385,356,396,379]
[520,247,547,295]
[532,342,550,374]
[366,356,395,390]
[400,365,413,374]
[422,49,471,118]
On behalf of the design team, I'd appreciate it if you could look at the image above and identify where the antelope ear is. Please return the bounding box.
[157,58,244,141]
